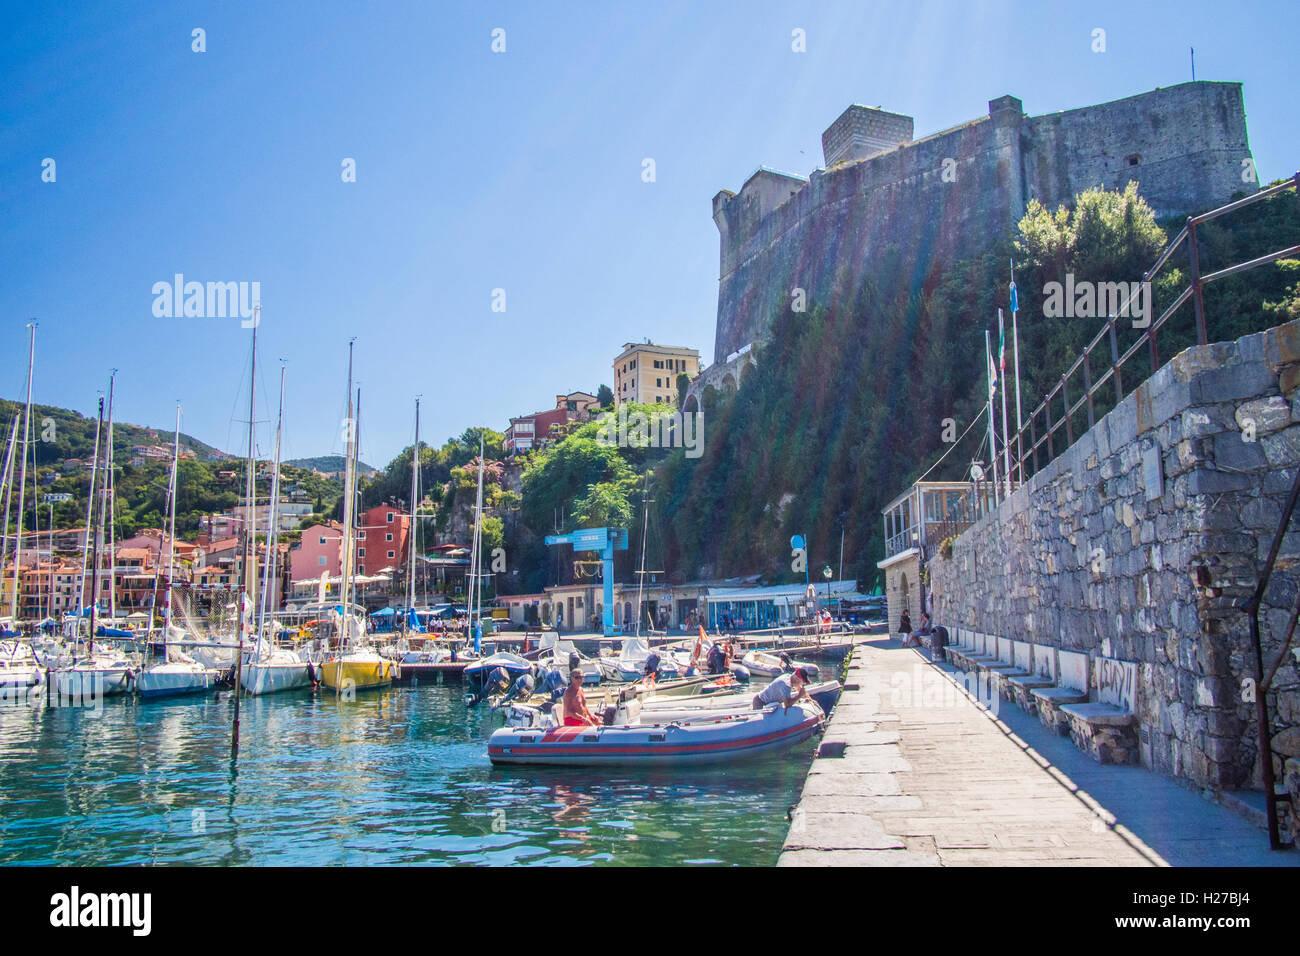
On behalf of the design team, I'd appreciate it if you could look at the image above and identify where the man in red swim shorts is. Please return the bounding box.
[562,668,597,726]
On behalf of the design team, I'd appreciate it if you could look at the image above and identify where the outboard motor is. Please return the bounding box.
[730,663,751,683]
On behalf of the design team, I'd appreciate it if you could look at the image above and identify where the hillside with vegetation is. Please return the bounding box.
[0,400,343,541]
[319,181,1300,595]
[653,181,1300,588]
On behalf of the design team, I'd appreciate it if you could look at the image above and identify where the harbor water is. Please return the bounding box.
[0,681,817,866]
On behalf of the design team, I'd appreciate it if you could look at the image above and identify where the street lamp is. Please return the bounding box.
[822,564,833,607]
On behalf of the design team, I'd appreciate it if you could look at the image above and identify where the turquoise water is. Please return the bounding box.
[0,682,818,866]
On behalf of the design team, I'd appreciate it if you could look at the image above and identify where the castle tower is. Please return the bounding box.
[821,105,914,166]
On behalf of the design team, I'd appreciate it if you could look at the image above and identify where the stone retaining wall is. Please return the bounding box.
[931,320,1300,821]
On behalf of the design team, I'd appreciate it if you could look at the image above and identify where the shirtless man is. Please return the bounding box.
[562,668,598,726]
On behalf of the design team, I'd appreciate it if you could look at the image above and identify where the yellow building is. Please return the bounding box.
[612,341,700,407]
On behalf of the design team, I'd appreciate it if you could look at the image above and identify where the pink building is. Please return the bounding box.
[291,522,344,583]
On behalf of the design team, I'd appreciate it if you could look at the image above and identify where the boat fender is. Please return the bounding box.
[730,664,751,682]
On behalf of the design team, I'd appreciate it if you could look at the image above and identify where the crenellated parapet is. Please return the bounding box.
[711,82,1255,363]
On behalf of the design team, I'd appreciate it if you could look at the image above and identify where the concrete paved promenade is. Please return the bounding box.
[780,637,1298,866]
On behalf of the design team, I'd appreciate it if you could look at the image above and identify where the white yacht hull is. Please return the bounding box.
[136,663,218,699]
[241,660,313,695]
[52,665,133,700]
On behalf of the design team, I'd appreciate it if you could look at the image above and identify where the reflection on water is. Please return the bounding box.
[0,683,815,866]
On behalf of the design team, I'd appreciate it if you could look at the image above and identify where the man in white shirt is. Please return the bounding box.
[752,667,811,710]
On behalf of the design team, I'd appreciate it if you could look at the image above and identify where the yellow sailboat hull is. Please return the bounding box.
[318,658,398,691]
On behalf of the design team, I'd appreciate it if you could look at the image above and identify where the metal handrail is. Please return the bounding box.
[1013,172,1300,484]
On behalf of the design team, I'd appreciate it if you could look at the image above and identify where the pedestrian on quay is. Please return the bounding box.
[898,609,912,643]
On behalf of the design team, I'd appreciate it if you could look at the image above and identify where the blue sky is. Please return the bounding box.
[2,0,1295,468]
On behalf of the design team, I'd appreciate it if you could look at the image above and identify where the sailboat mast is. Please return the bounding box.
[256,366,286,658]
[75,409,100,616]
[11,324,34,621]
[338,341,356,660]
[0,416,19,619]
[346,387,361,629]
[87,397,104,659]
[634,473,650,638]
[146,403,182,641]
[164,404,180,634]
[470,435,485,628]
[406,398,419,615]
[105,371,117,623]
[233,312,258,751]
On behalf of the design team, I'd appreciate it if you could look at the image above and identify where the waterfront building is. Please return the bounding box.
[876,480,999,634]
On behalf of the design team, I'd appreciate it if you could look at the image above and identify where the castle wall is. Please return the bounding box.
[713,105,1022,361]
[1023,82,1253,219]
[930,320,1300,803]
[712,82,1254,363]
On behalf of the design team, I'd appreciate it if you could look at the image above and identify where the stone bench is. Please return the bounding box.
[1007,644,1058,715]
[945,630,983,672]
[985,639,1034,701]
[1031,650,1090,735]
[960,633,999,672]
[1059,657,1139,764]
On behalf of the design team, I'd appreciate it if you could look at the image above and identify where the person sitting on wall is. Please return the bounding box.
[908,612,933,649]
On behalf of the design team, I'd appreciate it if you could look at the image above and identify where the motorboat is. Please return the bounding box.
[465,651,534,700]
[740,650,820,681]
[536,635,601,685]
[487,699,824,766]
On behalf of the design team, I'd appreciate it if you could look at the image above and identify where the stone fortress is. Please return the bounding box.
[686,81,1254,408]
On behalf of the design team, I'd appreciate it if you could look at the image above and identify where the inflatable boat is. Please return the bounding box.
[487,699,824,766]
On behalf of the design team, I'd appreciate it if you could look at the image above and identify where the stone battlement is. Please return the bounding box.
[711,82,1254,362]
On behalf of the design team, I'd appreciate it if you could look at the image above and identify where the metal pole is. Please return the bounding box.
[1012,297,1024,486]
[999,310,1011,498]
[985,330,1000,505]
[1188,220,1208,345]
[1243,459,1300,851]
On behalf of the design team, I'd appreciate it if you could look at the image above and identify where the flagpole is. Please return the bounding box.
[1011,261,1024,485]
[999,308,1012,498]
[985,329,1000,506]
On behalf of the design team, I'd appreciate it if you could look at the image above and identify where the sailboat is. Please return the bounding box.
[136,403,219,699]
[51,390,138,701]
[242,363,313,695]
[317,343,398,692]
